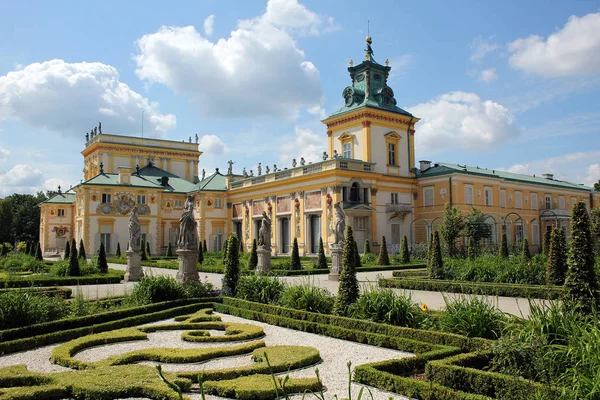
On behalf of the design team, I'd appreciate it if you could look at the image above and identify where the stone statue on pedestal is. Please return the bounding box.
[257,211,272,250]
[322,151,328,160]
[292,159,297,168]
[333,201,346,246]
[257,163,262,176]
[265,165,270,174]
[177,195,197,250]
[201,169,206,180]
[128,209,141,251]
[227,160,234,175]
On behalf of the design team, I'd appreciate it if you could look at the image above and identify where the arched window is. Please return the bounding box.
[350,182,360,202]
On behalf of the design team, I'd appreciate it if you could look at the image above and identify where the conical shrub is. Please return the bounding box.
[166,242,173,257]
[78,239,86,260]
[66,238,80,276]
[291,238,301,270]
[543,229,551,256]
[377,236,390,265]
[428,231,443,279]
[222,238,229,262]
[364,239,371,254]
[318,237,327,269]
[116,242,121,258]
[546,227,566,285]
[334,226,359,316]
[522,237,531,261]
[203,240,207,253]
[146,240,151,258]
[64,240,70,260]
[140,239,147,261]
[223,233,240,295]
[353,240,362,270]
[35,242,43,261]
[400,235,410,264]
[98,241,108,274]
[499,233,509,258]
[467,237,477,261]
[249,239,258,270]
[197,242,204,264]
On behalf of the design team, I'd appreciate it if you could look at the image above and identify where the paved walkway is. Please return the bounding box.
[61,263,544,318]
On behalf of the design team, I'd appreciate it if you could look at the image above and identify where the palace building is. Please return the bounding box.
[39,39,600,257]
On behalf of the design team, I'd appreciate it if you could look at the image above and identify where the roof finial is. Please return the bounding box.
[349,59,354,67]
[385,58,389,66]
[365,34,373,61]
[99,162,104,174]
[57,185,61,194]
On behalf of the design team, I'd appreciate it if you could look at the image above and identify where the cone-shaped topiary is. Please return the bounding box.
[546,227,566,285]
[377,236,390,265]
[400,235,410,264]
[290,238,301,270]
[98,241,108,274]
[499,233,509,258]
[78,239,86,260]
[197,242,204,264]
[146,240,151,258]
[543,229,551,256]
[35,242,43,261]
[223,233,240,296]
[116,242,121,258]
[25,242,31,256]
[427,231,434,267]
[166,242,173,257]
[66,238,80,276]
[522,237,531,261]
[222,238,229,262]
[64,240,70,260]
[428,231,443,279]
[353,240,362,270]
[364,239,371,254]
[140,239,147,261]
[334,226,360,316]
[249,239,258,270]
[318,237,327,269]
[467,237,477,261]
[203,240,207,253]
[564,201,599,314]
[239,238,244,253]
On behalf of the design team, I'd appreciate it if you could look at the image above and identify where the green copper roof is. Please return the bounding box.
[190,170,228,192]
[328,49,413,119]
[418,162,594,192]
[41,192,76,204]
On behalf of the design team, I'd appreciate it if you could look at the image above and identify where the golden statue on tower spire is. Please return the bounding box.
[365,35,373,61]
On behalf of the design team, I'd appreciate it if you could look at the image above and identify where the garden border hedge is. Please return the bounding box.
[0,269,124,288]
[0,286,73,298]
[379,277,563,299]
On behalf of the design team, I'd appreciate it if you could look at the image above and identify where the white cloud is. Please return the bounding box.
[500,151,600,187]
[42,177,72,193]
[199,134,225,155]
[387,54,413,82]
[279,126,326,165]
[134,0,326,120]
[0,146,9,162]
[0,164,44,195]
[203,14,215,36]
[508,12,600,77]
[0,60,176,137]
[408,91,521,154]
[480,68,497,83]
[470,35,499,61]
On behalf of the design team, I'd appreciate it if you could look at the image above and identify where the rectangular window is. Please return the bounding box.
[100,233,111,254]
[137,195,146,205]
[515,191,523,209]
[391,224,400,245]
[424,187,434,207]
[464,185,473,205]
[500,190,506,208]
[174,199,183,208]
[516,225,524,243]
[363,188,369,204]
[484,187,493,206]
[391,193,399,204]
[388,143,396,166]
[532,223,539,245]
[214,198,223,208]
[571,197,577,208]
[558,196,565,210]
[545,195,551,210]
[342,186,348,202]
[343,142,351,159]
[531,193,538,210]
[57,209,65,217]
[101,193,111,204]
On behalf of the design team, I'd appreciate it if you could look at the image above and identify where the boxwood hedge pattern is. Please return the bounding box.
[0,269,124,288]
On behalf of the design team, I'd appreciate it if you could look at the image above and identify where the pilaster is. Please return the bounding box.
[362,121,372,162]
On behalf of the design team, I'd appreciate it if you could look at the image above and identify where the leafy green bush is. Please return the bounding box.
[125,276,186,306]
[441,254,546,285]
[279,284,334,314]
[409,243,428,260]
[440,296,505,339]
[0,253,45,273]
[348,287,425,328]
[360,252,377,264]
[0,290,69,329]
[183,279,215,298]
[236,275,286,304]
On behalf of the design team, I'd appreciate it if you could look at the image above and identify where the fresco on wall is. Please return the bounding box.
[305,191,322,210]
[277,197,291,214]
[253,200,265,216]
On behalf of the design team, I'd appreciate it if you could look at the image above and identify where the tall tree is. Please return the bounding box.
[363,239,371,254]
[98,241,108,274]
[428,231,443,279]
[317,237,327,269]
[334,226,360,316]
[377,236,390,265]
[546,227,566,285]
[197,242,204,264]
[499,233,509,258]
[64,240,70,260]
[542,229,551,256]
[439,202,464,258]
[0,198,13,245]
[145,240,151,259]
[564,201,599,314]
[467,236,477,261]
[591,207,600,256]
[223,233,240,296]
[521,237,531,261]
[463,206,491,246]
[78,239,87,260]
[66,238,80,276]
[222,238,229,262]
[290,238,301,270]
[400,235,410,264]
[249,239,258,270]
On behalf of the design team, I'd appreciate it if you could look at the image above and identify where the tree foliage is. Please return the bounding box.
[35,242,43,261]
[249,239,258,270]
[197,242,204,264]
[0,192,47,245]
[203,240,207,253]
[223,233,240,296]
[543,229,551,256]
[400,235,410,264]
[521,237,531,261]
[363,239,371,254]
[78,239,86,260]
[140,239,147,261]
[166,242,173,257]
[145,240,151,258]
[546,227,566,285]
[499,233,509,258]
[428,231,443,279]
[98,241,108,274]
[377,236,390,265]
[353,240,362,270]
[564,201,599,313]
[335,226,359,316]
[317,237,327,269]
[439,202,464,257]
[116,242,121,258]
[291,238,301,270]
[66,238,80,276]
[64,240,70,260]
[591,207,600,256]
[463,206,491,244]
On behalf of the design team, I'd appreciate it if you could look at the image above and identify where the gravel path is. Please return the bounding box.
[0,314,411,399]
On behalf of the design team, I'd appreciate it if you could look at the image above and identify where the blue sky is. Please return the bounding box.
[0,0,599,196]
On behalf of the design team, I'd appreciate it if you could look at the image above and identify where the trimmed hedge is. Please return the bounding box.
[0,298,221,355]
[139,321,265,343]
[392,269,429,278]
[0,287,72,299]
[217,297,486,351]
[425,352,562,399]
[173,307,221,322]
[379,278,563,299]
[0,269,124,288]
[204,374,322,400]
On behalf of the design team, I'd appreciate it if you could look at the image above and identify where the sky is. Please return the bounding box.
[0,0,599,196]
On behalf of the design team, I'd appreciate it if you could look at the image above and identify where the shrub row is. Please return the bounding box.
[218,297,487,351]
[204,374,322,400]
[0,269,124,288]
[392,269,429,278]
[379,278,563,299]
[0,287,72,299]
[139,321,265,343]
[426,352,563,399]
[0,298,220,354]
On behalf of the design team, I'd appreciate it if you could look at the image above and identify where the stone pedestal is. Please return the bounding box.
[255,247,272,276]
[328,245,343,281]
[124,249,144,282]
[176,249,199,283]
